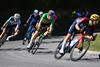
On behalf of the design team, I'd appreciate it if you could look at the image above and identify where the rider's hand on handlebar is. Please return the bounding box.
[87,36,93,41]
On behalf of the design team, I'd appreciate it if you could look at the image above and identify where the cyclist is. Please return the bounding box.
[27,10,55,50]
[0,13,21,41]
[59,14,100,54]
[39,11,43,17]
[23,9,40,44]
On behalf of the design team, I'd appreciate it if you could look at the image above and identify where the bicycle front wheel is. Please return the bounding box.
[31,42,40,54]
[31,36,42,54]
[54,40,65,59]
[70,38,90,61]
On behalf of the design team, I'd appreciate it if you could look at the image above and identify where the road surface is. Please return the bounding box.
[0,36,100,67]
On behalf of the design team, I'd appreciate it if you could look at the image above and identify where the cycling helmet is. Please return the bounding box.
[34,9,38,14]
[90,14,100,21]
[14,13,21,19]
[48,10,55,16]
[76,11,88,17]
[39,11,43,16]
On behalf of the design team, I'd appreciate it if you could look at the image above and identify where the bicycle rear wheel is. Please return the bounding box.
[70,38,90,61]
[54,40,66,59]
[31,42,40,54]
[0,34,7,47]
[31,36,42,54]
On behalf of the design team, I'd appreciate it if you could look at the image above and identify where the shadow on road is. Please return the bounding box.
[0,48,27,51]
[33,50,54,55]
[0,47,48,52]
[64,57,100,62]
[42,41,61,43]
[80,58,100,62]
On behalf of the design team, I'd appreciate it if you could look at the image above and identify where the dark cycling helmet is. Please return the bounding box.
[76,10,89,17]
[48,10,55,16]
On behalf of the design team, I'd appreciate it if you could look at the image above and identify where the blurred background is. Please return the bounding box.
[0,0,100,38]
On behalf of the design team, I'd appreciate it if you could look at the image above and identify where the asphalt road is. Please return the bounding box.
[0,36,100,67]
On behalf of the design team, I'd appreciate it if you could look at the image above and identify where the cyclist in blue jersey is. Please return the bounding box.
[22,9,40,44]
[0,13,21,40]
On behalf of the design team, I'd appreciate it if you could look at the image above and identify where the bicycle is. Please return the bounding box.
[22,32,30,45]
[0,27,15,47]
[54,33,91,61]
[28,34,44,54]
[99,54,100,59]
[22,25,35,45]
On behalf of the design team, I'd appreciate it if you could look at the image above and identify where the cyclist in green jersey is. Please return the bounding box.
[27,10,55,49]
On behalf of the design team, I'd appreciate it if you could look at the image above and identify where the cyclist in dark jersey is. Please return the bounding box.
[60,14,100,53]
[23,9,40,44]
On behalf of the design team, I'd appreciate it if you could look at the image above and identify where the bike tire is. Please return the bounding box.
[31,36,42,54]
[0,34,7,47]
[70,38,90,61]
[54,40,65,59]
[31,42,40,54]
[22,39,26,45]
[99,54,100,59]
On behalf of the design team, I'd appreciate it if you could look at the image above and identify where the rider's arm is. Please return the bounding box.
[2,22,8,29]
[37,14,45,31]
[75,18,84,32]
[15,20,21,33]
[2,17,12,29]
[26,14,32,24]
[48,20,54,33]
[75,21,83,32]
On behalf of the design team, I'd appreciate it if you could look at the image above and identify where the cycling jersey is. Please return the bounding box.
[27,13,40,27]
[54,15,58,22]
[37,13,55,33]
[40,13,55,27]
[24,13,40,40]
[6,16,21,31]
[68,17,96,35]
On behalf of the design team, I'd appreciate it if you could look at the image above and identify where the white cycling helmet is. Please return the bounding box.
[39,11,43,16]
[34,9,38,14]
[14,13,21,19]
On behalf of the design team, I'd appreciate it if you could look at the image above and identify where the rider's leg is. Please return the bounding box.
[0,28,7,39]
[77,34,84,48]
[28,27,35,41]
[59,33,72,53]
[6,30,19,41]
[27,31,39,48]
[24,26,32,41]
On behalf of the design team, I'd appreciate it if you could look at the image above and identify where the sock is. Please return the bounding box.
[27,40,33,48]
[60,41,66,51]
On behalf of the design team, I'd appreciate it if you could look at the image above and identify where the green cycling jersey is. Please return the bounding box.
[40,13,55,26]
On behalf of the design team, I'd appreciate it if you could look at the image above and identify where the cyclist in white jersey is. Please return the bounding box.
[0,13,21,41]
